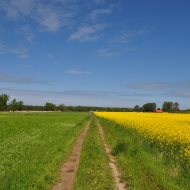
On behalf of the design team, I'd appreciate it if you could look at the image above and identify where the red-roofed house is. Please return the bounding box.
[155,109,163,113]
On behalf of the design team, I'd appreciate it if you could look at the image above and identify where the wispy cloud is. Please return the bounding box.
[96,27,151,57]
[32,5,63,32]
[90,8,112,21]
[0,0,114,36]
[127,81,190,91]
[0,72,49,84]
[0,0,77,32]
[97,46,138,57]
[65,69,92,75]
[96,48,121,57]
[19,25,35,44]
[125,81,190,99]
[0,0,33,18]
[127,82,169,90]
[0,42,29,58]
[115,28,151,44]
[70,24,108,42]
[172,88,190,98]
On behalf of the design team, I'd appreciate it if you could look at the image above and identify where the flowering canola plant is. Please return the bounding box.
[95,112,190,159]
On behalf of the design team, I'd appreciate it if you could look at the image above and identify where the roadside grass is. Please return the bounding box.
[98,117,190,190]
[0,112,88,190]
[74,118,114,190]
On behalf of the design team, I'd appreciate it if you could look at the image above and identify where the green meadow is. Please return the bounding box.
[0,112,88,190]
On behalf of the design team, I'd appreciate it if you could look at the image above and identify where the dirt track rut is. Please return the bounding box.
[51,120,91,190]
[97,120,127,190]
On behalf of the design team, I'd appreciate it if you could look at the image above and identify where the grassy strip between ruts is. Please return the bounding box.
[98,117,190,190]
[74,118,114,190]
[0,112,88,190]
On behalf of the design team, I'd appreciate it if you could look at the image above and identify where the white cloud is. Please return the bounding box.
[96,27,151,57]
[127,82,169,90]
[19,25,35,44]
[0,72,48,84]
[127,81,190,92]
[33,5,63,32]
[114,28,151,44]
[0,42,29,58]
[0,0,77,32]
[70,24,108,42]
[0,0,115,35]
[96,48,121,57]
[65,69,92,75]
[125,81,190,103]
[97,46,138,57]
[90,8,112,21]
[0,0,33,18]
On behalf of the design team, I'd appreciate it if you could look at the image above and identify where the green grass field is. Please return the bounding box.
[98,117,190,190]
[0,112,88,190]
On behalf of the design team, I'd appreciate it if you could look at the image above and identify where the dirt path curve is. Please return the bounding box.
[97,120,127,190]
[51,120,91,190]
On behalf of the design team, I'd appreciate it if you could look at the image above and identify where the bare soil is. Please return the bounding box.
[97,120,127,190]
[51,120,91,190]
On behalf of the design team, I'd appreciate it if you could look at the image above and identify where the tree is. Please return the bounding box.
[0,94,10,111]
[172,102,180,112]
[9,99,24,111]
[134,105,140,112]
[45,102,56,111]
[17,101,24,111]
[162,101,173,112]
[9,98,18,112]
[142,103,156,112]
[58,104,65,111]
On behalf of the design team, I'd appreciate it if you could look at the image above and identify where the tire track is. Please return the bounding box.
[51,120,91,190]
[97,119,127,190]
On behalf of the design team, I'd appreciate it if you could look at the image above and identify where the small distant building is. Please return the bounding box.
[155,109,163,113]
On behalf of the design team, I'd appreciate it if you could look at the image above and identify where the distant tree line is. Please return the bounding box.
[0,93,133,112]
[0,93,184,113]
[134,101,180,112]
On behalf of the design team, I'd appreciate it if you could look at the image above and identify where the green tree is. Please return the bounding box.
[134,105,140,112]
[0,94,10,111]
[9,98,19,112]
[172,102,180,112]
[58,104,65,111]
[142,103,156,112]
[45,102,56,111]
[162,101,173,112]
[9,99,24,111]
[17,101,24,111]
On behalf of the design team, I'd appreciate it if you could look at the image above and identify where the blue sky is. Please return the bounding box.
[0,0,190,108]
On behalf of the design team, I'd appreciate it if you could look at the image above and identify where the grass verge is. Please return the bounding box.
[74,118,114,190]
[98,117,190,190]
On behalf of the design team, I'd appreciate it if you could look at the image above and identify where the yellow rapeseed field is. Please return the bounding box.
[95,112,190,159]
